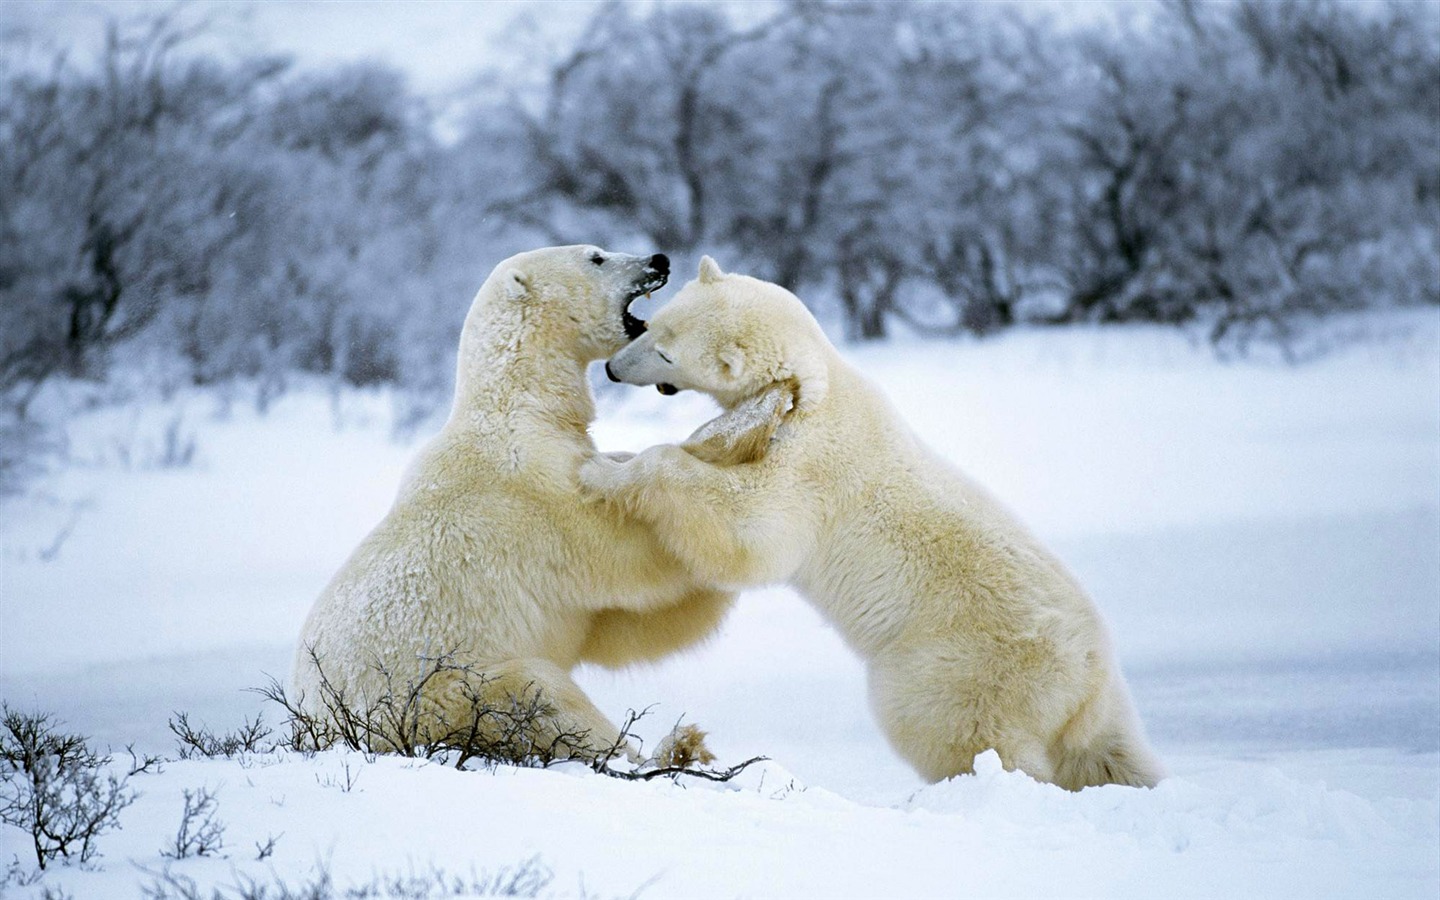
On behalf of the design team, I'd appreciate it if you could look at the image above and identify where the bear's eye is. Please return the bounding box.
[590,253,605,266]
[657,349,673,364]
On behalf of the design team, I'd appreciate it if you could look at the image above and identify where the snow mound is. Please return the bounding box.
[10,749,1434,899]
[905,749,1436,872]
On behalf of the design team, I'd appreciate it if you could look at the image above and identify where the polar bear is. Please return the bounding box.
[581,256,1163,790]
[292,246,734,760]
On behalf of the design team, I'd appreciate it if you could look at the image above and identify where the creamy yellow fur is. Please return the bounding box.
[292,246,730,758]
[582,258,1163,789]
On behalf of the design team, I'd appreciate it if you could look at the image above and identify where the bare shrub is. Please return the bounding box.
[0,414,64,499]
[168,712,274,760]
[161,786,225,859]
[257,648,603,770]
[315,761,360,793]
[140,855,559,899]
[0,705,136,870]
[154,413,198,469]
[125,744,165,776]
[254,832,282,861]
[255,650,764,783]
[593,709,763,785]
[2,856,44,887]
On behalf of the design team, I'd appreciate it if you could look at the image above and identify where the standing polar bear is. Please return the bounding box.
[582,257,1163,790]
[293,246,734,760]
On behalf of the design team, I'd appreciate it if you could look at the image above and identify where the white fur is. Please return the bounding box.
[583,258,1164,789]
[292,246,730,757]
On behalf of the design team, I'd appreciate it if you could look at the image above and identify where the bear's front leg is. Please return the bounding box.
[586,443,801,588]
[682,381,794,466]
[579,444,685,501]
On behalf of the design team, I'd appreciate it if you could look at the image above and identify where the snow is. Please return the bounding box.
[2,313,1438,897]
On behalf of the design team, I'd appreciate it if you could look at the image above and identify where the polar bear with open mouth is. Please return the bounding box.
[293,246,733,761]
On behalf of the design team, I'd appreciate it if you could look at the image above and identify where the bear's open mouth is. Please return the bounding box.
[622,270,669,340]
[656,383,679,395]
[622,304,648,341]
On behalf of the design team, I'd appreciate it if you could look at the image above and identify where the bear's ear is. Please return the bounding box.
[697,255,725,284]
[501,268,529,301]
[718,343,746,379]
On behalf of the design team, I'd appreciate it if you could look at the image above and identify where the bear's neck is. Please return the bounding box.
[447,309,596,449]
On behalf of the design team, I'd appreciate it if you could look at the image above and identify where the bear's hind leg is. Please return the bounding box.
[1048,679,1164,790]
[867,657,1062,785]
[867,662,990,783]
[1050,726,1163,790]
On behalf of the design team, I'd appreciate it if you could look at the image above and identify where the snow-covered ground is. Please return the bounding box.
[2,313,1437,897]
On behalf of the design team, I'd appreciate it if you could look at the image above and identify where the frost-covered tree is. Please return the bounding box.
[0,14,286,408]
[483,0,792,254]
[2,0,1436,430]
[747,2,1057,339]
[492,0,1437,344]
[1045,0,1440,345]
[0,13,497,411]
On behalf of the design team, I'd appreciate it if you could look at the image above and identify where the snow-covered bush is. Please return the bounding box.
[0,706,136,870]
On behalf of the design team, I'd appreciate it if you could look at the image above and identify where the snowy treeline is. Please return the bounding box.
[1,0,1436,411]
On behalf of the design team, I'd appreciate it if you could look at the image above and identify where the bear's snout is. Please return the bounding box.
[605,361,621,382]
[648,254,669,275]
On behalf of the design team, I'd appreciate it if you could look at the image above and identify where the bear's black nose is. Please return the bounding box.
[604,361,621,382]
[648,253,669,274]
